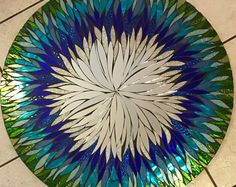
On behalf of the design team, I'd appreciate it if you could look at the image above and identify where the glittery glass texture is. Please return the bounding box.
[0,0,233,186]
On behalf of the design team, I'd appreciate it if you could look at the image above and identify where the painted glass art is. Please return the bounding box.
[0,0,233,186]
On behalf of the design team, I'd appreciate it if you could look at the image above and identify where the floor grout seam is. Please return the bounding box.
[204,167,218,187]
[0,0,46,25]
[223,35,236,45]
[0,156,20,169]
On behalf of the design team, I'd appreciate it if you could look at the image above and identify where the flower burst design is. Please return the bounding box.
[0,0,233,186]
[47,28,186,160]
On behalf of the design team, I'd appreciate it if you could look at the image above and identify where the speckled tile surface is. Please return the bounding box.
[188,0,236,42]
[0,159,46,187]
[0,0,40,20]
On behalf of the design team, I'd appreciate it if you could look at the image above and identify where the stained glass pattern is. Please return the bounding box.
[0,0,233,186]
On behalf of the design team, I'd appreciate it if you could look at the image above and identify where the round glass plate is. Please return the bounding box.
[0,0,233,186]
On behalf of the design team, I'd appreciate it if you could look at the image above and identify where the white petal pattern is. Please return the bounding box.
[47,27,186,161]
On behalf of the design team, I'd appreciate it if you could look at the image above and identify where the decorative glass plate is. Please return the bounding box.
[0,0,233,186]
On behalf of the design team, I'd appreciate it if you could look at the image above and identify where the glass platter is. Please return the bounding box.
[0,0,233,186]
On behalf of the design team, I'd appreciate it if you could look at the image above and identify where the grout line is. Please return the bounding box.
[0,156,20,168]
[204,167,218,187]
[0,0,45,25]
[223,35,236,45]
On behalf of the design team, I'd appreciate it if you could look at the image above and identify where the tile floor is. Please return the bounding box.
[0,0,236,186]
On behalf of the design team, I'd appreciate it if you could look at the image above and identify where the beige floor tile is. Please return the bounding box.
[0,0,40,21]
[206,39,236,187]
[187,171,215,187]
[0,0,49,165]
[0,158,45,187]
[187,0,236,42]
